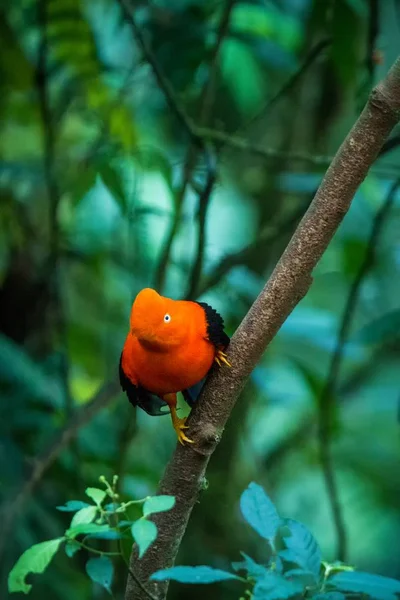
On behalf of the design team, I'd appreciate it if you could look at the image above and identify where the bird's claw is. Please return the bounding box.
[215,349,231,368]
[173,416,194,445]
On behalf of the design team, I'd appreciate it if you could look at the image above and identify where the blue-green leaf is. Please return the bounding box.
[253,571,303,599]
[56,501,91,512]
[66,523,111,539]
[231,552,269,579]
[329,571,400,600]
[8,538,64,594]
[65,540,81,558]
[151,566,241,584]
[132,519,157,559]
[143,495,175,517]
[280,519,321,580]
[86,556,114,595]
[240,482,281,541]
[70,505,98,528]
[85,487,106,506]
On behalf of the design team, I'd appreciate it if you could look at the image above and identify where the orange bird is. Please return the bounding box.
[119,288,230,444]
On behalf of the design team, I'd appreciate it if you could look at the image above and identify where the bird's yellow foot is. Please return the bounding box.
[173,416,194,445]
[215,349,231,367]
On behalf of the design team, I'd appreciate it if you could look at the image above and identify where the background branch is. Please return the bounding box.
[125,56,400,600]
[154,0,235,293]
[317,176,400,561]
[0,381,119,563]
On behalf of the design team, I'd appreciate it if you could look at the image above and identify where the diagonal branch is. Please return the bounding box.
[317,176,400,561]
[125,56,400,600]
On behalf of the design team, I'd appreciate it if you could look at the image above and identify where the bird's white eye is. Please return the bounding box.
[164,313,171,323]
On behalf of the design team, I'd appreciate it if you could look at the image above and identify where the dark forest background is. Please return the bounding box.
[1,0,400,599]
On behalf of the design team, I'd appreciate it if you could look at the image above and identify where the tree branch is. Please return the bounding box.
[317,176,400,561]
[125,55,400,600]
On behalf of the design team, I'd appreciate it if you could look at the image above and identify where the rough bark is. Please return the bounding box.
[125,57,400,600]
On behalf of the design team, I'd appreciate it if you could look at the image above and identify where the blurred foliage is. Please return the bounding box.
[0,0,399,599]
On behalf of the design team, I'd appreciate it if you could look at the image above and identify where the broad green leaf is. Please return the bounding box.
[65,540,81,558]
[143,495,175,517]
[8,538,64,594]
[56,500,91,512]
[253,571,303,599]
[329,571,400,600]
[86,556,114,595]
[240,482,281,541]
[85,487,106,507]
[231,552,269,579]
[66,523,111,539]
[132,519,157,559]
[70,505,98,528]
[151,566,241,584]
[279,519,321,580]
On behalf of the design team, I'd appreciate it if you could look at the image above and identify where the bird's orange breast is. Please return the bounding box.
[121,333,215,396]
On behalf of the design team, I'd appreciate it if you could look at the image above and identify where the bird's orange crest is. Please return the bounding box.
[129,288,191,350]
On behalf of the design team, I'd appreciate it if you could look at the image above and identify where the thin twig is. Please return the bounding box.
[185,0,236,299]
[185,148,218,299]
[317,176,400,561]
[229,38,331,138]
[116,0,200,147]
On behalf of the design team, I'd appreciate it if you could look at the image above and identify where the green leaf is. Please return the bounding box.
[66,523,111,539]
[151,566,241,584]
[65,540,81,558]
[329,571,400,600]
[86,556,114,595]
[8,538,64,594]
[56,500,91,512]
[240,482,281,541]
[252,571,304,599]
[143,495,175,517]
[279,519,321,580]
[131,519,157,559]
[85,487,106,506]
[70,505,97,528]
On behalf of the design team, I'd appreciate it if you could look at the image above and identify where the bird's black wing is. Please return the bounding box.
[119,354,170,416]
[196,301,230,348]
